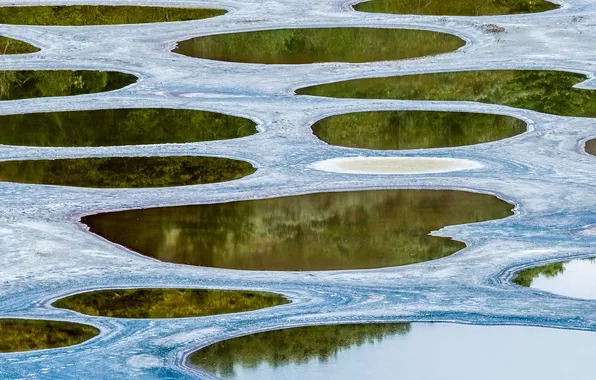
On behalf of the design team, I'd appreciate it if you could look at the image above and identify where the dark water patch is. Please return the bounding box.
[0,156,255,188]
[0,5,225,26]
[354,0,558,16]
[312,111,526,150]
[0,70,136,101]
[586,139,596,156]
[0,36,39,54]
[0,108,256,147]
[0,319,98,353]
[297,70,596,117]
[53,288,288,319]
[173,28,465,64]
[82,190,513,271]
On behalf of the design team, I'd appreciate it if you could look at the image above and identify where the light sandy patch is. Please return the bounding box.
[311,156,483,174]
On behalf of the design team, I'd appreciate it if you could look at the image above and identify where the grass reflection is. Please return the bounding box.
[297,70,596,117]
[0,36,39,54]
[173,27,464,64]
[53,288,288,319]
[0,156,255,188]
[312,111,526,150]
[354,0,558,16]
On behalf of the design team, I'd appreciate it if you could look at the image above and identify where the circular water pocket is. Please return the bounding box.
[0,70,137,101]
[188,322,596,380]
[0,318,98,353]
[312,111,527,150]
[0,108,256,147]
[82,190,514,271]
[0,36,38,54]
[0,5,225,26]
[53,288,289,318]
[586,139,596,156]
[0,156,255,188]
[173,27,465,64]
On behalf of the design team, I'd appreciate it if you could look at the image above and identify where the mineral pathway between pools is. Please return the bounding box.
[0,0,595,378]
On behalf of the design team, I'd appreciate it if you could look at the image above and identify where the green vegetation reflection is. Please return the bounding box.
[297,70,596,117]
[189,323,411,378]
[0,156,255,188]
[313,111,526,150]
[173,28,464,64]
[53,288,288,319]
[0,36,39,54]
[0,5,225,26]
[82,190,513,271]
[0,319,98,353]
[586,139,596,156]
[0,108,256,147]
[512,262,565,287]
[0,70,136,101]
[354,0,558,16]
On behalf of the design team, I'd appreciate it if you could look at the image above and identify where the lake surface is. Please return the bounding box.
[312,111,526,150]
[0,156,255,188]
[297,70,596,117]
[0,70,136,101]
[0,108,256,147]
[173,28,464,64]
[189,322,596,380]
[53,289,288,318]
[353,0,558,15]
[0,319,98,353]
[82,190,513,271]
[0,5,225,25]
[514,258,596,299]
[586,139,596,156]
[0,36,39,54]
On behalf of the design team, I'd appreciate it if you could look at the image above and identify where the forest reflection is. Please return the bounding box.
[512,261,566,287]
[0,156,255,188]
[173,27,464,64]
[0,36,39,54]
[82,190,514,271]
[312,111,526,150]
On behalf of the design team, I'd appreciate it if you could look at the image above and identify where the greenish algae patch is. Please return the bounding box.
[297,70,596,117]
[312,111,526,150]
[173,27,465,64]
[53,288,289,319]
[0,156,255,188]
[0,5,225,26]
[354,0,558,16]
[0,319,99,353]
[0,36,39,54]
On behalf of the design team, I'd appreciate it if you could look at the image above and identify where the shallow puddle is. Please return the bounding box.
[0,108,256,147]
[297,70,596,117]
[0,319,98,353]
[189,322,596,380]
[586,139,596,156]
[173,28,464,64]
[312,111,526,150]
[0,36,39,54]
[0,70,136,101]
[82,190,513,271]
[353,0,558,16]
[513,258,596,299]
[0,156,255,188]
[53,288,288,318]
[0,5,225,26]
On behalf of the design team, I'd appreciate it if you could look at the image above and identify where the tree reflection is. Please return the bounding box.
[512,262,566,287]
[354,0,558,16]
[0,319,98,352]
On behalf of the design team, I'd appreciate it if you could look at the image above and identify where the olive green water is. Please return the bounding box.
[0,36,39,54]
[297,70,596,117]
[586,139,596,156]
[53,289,288,319]
[0,70,136,101]
[312,111,526,150]
[354,0,558,16]
[0,319,99,353]
[0,156,255,188]
[82,190,513,271]
[173,28,464,64]
[0,5,225,26]
[0,109,256,147]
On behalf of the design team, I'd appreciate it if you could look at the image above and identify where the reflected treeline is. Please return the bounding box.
[53,288,288,318]
[82,190,514,271]
[0,108,256,147]
[189,323,411,378]
[512,262,566,287]
[0,156,255,188]
[173,28,464,64]
[586,139,596,157]
[354,0,558,15]
[0,36,39,55]
[0,70,136,101]
[297,70,596,117]
[0,319,98,352]
[312,111,526,150]
[0,5,225,26]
